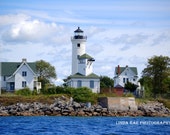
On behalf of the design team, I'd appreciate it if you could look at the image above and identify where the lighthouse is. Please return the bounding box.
[71,27,87,75]
[68,27,100,93]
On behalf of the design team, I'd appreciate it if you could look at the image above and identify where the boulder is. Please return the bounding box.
[73,102,81,109]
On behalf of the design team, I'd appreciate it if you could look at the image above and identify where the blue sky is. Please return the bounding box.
[0,0,170,84]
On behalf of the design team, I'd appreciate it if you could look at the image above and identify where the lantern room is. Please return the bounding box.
[73,27,87,39]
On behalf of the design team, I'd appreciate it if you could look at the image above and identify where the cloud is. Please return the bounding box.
[0,14,30,26]
[109,33,149,51]
[2,19,61,43]
[101,65,112,71]
[0,13,71,45]
[55,78,64,86]
[151,31,170,46]
[129,55,146,65]
[0,48,12,54]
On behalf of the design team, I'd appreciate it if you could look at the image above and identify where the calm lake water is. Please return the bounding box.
[0,116,170,135]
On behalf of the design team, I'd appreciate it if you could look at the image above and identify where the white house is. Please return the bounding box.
[67,27,100,93]
[0,59,41,91]
[114,65,139,88]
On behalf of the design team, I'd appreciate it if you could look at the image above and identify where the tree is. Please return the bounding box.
[100,76,114,88]
[142,55,170,97]
[36,60,57,88]
[62,76,70,87]
[162,77,170,93]
[138,77,153,98]
[124,81,138,93]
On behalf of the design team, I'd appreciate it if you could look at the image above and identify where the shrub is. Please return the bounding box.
[15,88,32,96]
[39,86,97,104]
[123,92,134,97]
[1,89,8,94]
[40,86,65,95]
[56,86,65,94]
[71,87,97,104]
[64,87,76,95]
[32,89,39,95]
[47,87,57,94]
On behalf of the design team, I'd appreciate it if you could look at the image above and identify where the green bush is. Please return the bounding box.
[39,86,97,104]
[15,88,32,96]
[32,89,39,95]
[123,92,134,97]
[56,86,65,94]
[64,87,76,95]
[71,87,97,104]
[47,87,57,94]
[1,89,8,94]
[41,86,65,95]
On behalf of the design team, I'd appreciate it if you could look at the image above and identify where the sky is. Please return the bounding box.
[0,0,170,85]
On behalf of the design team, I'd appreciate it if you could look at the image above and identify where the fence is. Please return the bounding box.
[100,87,124,96]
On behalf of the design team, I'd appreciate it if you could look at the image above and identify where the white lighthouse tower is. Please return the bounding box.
[71,27,95,76]
[71,27,87,75]
[68,27,100,93]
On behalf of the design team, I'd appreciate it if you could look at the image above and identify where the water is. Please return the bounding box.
[0,116,170,135]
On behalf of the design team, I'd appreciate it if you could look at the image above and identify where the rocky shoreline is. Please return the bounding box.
[0,96,170,117]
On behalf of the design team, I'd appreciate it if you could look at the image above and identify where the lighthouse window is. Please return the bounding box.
[79,59,85,64]
[77,43,80,47]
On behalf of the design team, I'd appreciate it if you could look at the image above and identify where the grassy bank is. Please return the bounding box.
[0,94,68,106]
[157,98,170,109]
[0,93,170,109]
[136,98,170,109]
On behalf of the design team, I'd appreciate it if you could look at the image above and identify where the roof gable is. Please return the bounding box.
[1,62,36,76]
[12,62,36,76]
[69,72,99,79]
[115,66,138,75]
[79,53,94,60]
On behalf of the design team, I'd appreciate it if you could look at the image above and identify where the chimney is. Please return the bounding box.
[22,58,27,62]
[117,65,120,75]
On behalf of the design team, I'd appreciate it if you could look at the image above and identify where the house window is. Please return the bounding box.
[4,76,6,81]
[77,43,80,47]
[22,71,27,76]
[133,78,136,81]
[77,80,82,88]
[127,78,129,82]
[123,78,125,83]
[22,81,27,87]
[90,80,94,88]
